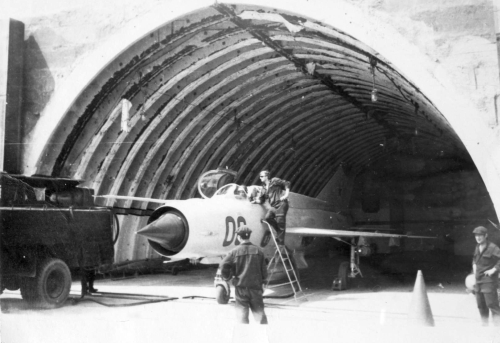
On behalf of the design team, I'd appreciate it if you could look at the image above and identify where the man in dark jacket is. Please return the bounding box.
[220,226,268,324]
[250,170,290,245]
[472,226,500,326]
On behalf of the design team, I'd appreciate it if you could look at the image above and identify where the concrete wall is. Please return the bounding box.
[19,1,165,145]
[349,0,499,126]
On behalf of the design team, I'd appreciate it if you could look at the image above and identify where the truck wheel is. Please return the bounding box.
[23,258,72,308]
[338,261,350,291]
[216,285,229,304]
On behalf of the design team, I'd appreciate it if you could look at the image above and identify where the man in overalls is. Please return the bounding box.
[472,226,500,326]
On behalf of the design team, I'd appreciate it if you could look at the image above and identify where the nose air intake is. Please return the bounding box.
[137,210,189,256]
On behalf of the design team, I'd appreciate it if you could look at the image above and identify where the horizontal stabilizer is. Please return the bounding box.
[287,227,435,239]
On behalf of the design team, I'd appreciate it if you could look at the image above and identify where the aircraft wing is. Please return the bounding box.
[95,194,168,204]
[287,227,435,239]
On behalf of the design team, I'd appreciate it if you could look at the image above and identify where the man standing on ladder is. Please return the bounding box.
[220,226,268,324]
[250,170,290,245]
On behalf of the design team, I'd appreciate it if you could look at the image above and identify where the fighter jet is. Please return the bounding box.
[99,169,433,302]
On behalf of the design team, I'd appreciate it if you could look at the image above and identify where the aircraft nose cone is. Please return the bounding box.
[137,212,188,253]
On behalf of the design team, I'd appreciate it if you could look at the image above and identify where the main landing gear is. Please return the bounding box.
[332,238,363,291]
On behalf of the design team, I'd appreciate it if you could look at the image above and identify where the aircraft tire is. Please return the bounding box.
[216,285,230,304]
[22,258,71,308]
[338,261,350,291]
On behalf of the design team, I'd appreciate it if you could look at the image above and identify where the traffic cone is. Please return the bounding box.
[408,270,435,326]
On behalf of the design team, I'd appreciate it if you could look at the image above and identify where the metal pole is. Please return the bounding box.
[0,19,10,172]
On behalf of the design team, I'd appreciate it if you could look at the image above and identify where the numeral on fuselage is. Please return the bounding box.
[222,216,246,247]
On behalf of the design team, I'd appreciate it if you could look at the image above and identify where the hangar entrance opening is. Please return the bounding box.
[29,4,498,269]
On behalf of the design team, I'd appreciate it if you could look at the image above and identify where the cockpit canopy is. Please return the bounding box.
[197,169,259,201]
[197,169,237,199]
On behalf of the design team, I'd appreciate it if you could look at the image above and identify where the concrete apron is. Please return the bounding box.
[3,264,500,343]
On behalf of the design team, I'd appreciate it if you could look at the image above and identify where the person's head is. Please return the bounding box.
[236,225,252,241]
[259,170,270,183]
[473,226,488,244]
[234,185,247,198]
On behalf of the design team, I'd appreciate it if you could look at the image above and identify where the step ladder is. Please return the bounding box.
[262,220,307,303]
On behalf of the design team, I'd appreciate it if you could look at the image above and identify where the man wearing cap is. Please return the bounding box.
[220,226,268,324]
[250,170,290,245]
[472,226,500,326]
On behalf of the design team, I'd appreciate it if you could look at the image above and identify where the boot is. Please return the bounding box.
[88,270,98,293]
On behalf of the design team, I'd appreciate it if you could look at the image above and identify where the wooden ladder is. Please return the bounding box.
[262,220,307,303]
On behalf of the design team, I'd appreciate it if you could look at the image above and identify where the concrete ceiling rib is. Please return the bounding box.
[278,115,383,176]
[237,114,352,191]
[220,90,336,180]
[244,92,444,192]
[118,59,289,202]
[167,71,305,199]
[147,62,298,201]
[246,104,362,178]
[50,13,226,176]
[178,81,325,197]
[98,43,275,204]
[69,19,233,186]
[229,97,345,190]
[216,81,324,170]
[286,126,386,195]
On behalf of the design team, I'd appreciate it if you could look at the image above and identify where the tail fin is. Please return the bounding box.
[316,166,353,211]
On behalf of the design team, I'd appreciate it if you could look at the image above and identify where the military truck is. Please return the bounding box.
[0,173,115,308]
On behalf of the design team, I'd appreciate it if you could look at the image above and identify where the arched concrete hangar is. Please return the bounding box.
[5,0,500,264]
